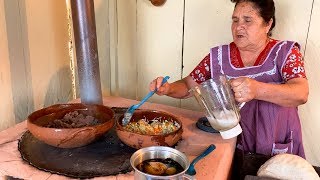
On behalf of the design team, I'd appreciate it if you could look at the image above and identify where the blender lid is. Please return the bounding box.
[220,123,242,139]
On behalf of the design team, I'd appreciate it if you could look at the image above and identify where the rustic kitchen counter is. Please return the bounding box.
[0,96,236,180]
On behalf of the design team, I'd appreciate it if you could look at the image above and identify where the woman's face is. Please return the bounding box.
[231,2,272,50]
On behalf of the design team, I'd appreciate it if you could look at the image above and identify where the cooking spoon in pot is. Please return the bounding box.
[122,76,170,126]
[186,144,216,176]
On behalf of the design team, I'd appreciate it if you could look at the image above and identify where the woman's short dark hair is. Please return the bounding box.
[231,0,276,36]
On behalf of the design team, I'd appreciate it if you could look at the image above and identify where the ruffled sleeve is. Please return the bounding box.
[189,53,211,84]
[282,45,307,82]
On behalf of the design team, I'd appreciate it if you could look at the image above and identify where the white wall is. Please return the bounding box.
[135,0,184,107]
[0,0,71,130]
[24,0,72,108]
[181,0,235,110]
[299,0,320,166]
[0,0,15,129]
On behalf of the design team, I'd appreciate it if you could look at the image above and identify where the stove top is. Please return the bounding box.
[18,107,136,179]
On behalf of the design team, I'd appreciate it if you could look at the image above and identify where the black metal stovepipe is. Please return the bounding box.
[70,0,102,104]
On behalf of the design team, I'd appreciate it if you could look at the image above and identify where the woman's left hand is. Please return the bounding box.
[230,77,259,102]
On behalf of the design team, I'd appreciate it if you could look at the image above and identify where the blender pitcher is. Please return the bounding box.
[191,75,243,139]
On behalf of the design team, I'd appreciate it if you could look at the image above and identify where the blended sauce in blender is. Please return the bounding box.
[207,109,239,131]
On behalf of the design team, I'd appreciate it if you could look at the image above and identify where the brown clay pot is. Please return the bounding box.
[116,110,183,149]
[27,103,115,148]
[150,0,166,6]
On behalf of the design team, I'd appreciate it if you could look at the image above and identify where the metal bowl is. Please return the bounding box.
[27,103,115,148]
[130,146,190,180]
[116,110,183,149]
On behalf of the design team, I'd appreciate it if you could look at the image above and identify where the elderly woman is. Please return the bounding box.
[149,0,309,159]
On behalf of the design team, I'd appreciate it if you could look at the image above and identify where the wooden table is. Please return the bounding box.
[0,96,236,180]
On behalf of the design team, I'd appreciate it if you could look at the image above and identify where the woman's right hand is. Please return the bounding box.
[149,76,170,96]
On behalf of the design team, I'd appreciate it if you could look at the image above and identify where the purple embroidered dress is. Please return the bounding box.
[210,41,305,158]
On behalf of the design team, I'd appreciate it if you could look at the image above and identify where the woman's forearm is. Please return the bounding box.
[167,76,198,99]
[255,78,309,107]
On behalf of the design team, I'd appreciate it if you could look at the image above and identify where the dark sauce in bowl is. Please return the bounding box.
[136,158,184,176]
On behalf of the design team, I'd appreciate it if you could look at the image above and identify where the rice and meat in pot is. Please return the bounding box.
[123,117,180,135]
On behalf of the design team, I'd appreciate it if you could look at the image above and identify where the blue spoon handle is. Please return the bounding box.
[190,144,216,166]
[134,76,170,110]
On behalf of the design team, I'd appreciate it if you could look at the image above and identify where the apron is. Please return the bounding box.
[210,41,305,158]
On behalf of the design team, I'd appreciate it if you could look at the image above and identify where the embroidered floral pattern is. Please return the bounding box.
[282,45,306,81]
[189,54,211,83]
[189,40,306,83]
